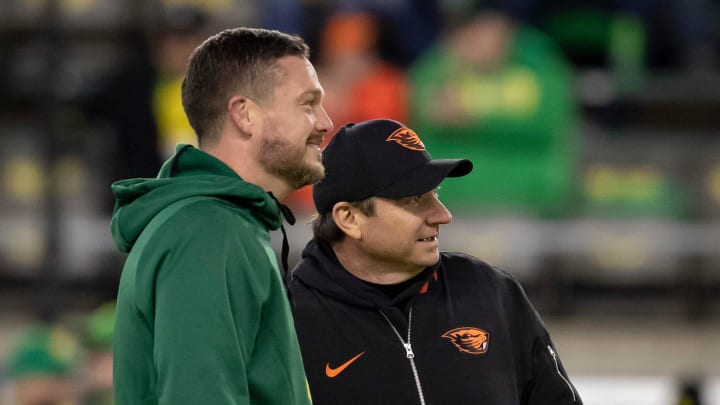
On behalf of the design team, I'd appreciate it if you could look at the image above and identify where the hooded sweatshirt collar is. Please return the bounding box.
[291,238,440,310]
[110,144,283,253]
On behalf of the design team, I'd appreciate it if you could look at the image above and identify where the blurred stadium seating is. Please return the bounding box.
[0,0,719,403]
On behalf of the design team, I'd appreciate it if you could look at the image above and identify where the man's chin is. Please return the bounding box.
[304,159,326,181]
[287,164,325,189]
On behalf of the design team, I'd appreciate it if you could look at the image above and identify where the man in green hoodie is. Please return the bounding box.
[109,27,333,405]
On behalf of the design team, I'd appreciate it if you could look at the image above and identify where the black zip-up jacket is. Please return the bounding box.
[289,239,582,405]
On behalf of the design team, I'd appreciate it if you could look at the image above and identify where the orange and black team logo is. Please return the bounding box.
[386,128,426,151]
[441,327,490,354]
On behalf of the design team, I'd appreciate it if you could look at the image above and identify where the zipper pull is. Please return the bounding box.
[404,343,415,359]
[548,345,556,359]
[547,345,578,403]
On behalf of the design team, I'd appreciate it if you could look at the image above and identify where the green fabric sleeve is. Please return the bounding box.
[152,208,268,404]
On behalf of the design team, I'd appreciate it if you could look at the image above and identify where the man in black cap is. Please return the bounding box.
[288,118,582,405]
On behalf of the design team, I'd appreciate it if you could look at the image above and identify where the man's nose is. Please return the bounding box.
[316,106,334,134]
[429,197,452,225]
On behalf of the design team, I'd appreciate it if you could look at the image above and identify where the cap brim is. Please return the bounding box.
[375,158,473,198]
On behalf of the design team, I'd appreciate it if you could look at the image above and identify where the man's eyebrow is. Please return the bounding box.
[299,89,323,101]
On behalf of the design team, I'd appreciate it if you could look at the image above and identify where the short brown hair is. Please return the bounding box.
[312,198,375,244]
[181,27,310,145]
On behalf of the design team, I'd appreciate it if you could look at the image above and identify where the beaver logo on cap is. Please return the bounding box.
[386,128,426,151]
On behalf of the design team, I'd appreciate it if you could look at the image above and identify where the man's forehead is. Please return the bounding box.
[274,56,321,87]
[273,55,310,76]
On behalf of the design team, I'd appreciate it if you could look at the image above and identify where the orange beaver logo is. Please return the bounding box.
[441,327,490,354]
[386,128,426,151]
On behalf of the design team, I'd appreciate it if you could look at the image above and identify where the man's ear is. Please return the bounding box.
[332,202,363,240]
[227,95,256,134]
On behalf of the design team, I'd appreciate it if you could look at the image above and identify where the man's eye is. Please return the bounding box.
[404,195,423,205]
[396,193,431,207]
[303,97,319,106]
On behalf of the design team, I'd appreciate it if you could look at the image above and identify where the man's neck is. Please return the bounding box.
[332,241,424,285]
[202,142,291,200]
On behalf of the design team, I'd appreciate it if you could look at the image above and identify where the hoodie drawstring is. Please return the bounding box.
[267,193,296,284]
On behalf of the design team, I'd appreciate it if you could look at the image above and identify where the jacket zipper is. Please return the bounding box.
[547,345,577,403]
[380,307,426,405]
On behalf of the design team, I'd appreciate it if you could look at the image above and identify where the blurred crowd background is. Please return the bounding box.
[1,0,719,404]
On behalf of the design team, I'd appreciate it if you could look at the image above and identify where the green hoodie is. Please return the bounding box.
[110,145,312,405]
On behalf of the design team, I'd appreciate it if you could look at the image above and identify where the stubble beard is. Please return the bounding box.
[259,133,325,190]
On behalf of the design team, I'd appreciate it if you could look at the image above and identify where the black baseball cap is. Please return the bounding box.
[313,119,473,214]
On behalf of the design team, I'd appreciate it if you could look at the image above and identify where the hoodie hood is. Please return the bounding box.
[110,144,283,253]
[291,238,440,310]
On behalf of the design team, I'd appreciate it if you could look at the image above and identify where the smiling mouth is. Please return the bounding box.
[307,134,325,147]
[418,236,438,242]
